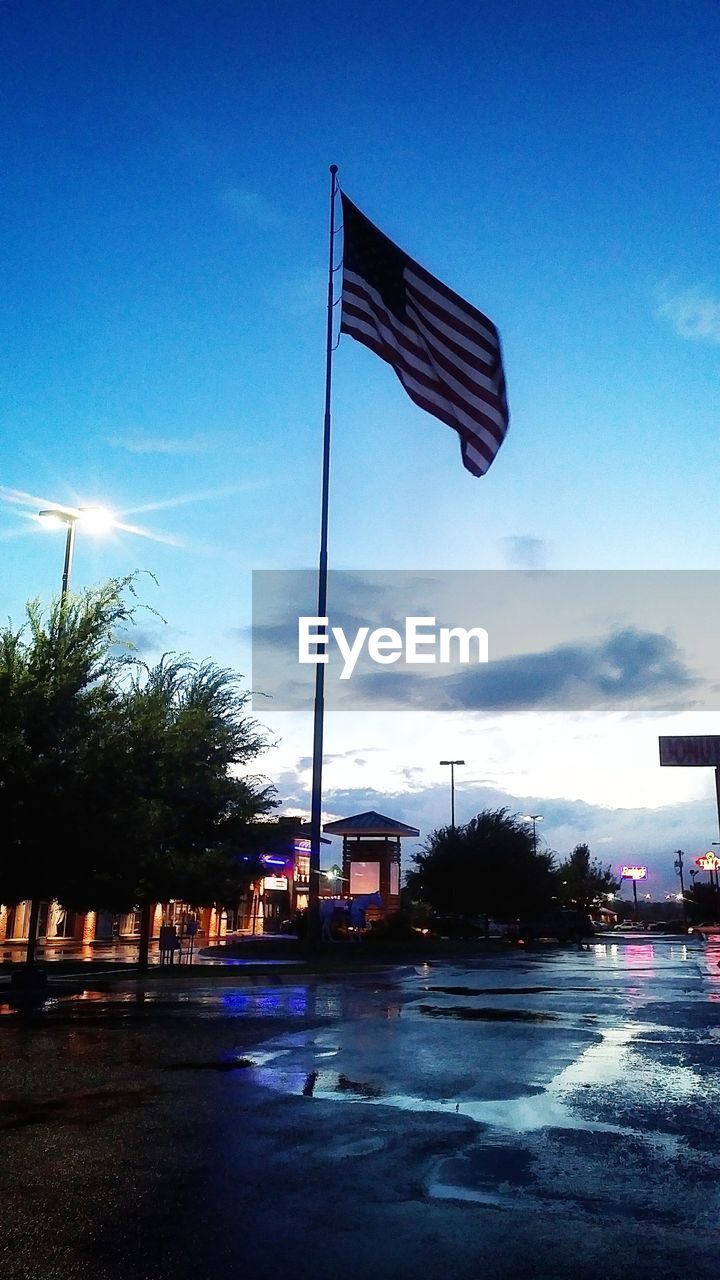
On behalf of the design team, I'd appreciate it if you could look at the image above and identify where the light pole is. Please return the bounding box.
[440,759,464,828]
[522,814,544,857]
[19,503,113,974]
[38,505,113,598]
[674,849,686,918]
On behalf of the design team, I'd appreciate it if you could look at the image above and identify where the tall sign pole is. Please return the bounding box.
[659,738,720,881]
[308,165,339,942]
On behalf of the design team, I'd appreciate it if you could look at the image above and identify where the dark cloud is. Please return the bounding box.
[350,628,695,713]
[502,535,548,569]
[250,569,717,712]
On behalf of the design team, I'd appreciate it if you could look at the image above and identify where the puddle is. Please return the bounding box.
[427,1180,517,1207]
[336,1072,382,1098]
[419,1004,557,1022]
[246,1024,689,1159]
[426,986,557,997]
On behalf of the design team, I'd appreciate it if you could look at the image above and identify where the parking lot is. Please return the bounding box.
[2,936,719,1279]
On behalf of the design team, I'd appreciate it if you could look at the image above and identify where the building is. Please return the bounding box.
[322,810,420,922]
[0,817,330,953]
[0,812,419,954]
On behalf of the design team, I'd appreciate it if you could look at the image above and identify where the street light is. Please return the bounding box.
[674,849,687,918]
[521,814,544,857]
[38,505,113,598]
[439,759,465,828]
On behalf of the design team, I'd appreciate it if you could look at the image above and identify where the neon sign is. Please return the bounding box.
[696,852,720,871]
[621,865,648,881]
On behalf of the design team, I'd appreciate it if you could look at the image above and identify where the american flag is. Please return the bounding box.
[339,193,509,477]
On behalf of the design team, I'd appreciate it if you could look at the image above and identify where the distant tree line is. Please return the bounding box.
[405,811,620,921]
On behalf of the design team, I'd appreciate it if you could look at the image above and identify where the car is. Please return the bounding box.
[688,922,720,940]
[647,920,687,933]
[512,910,595,944]
[426,916,488,939]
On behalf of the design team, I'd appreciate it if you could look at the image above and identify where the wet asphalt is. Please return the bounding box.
[1,935,719,1280]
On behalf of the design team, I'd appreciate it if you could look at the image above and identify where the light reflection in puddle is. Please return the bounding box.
[428,1180,513,1207]
[247,1021,698,1158]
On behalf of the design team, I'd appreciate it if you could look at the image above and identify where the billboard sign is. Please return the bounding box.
[659,736,720,767]
[621,865,648,881]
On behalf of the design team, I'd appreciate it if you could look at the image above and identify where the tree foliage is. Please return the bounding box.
[406,807,557,920]
[555,843,620,910]
[0,579,135,907]
[0,581,276,919]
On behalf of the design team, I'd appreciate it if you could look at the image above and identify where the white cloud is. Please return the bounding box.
[106,432,210,456]
[220,187,281,229]
[656,285,720,345]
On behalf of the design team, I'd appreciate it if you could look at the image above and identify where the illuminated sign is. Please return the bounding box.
[621,865,648,881]
[659,736,720,767]
[696,853,720,871]
[263,875,288,891]
[261,854,287,868]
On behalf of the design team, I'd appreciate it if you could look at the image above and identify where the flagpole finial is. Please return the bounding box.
[329,164,338,176]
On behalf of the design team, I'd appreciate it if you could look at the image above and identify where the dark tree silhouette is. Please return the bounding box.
[0,581,275,969]
[555,843,620,910]
[406,807,556,920]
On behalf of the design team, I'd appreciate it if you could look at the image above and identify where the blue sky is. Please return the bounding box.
[2,0,719,895]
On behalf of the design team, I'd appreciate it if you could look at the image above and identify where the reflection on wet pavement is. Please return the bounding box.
[233,940,720,1229]
[3,936,720,1259]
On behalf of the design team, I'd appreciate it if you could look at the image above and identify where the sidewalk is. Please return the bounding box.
[0,931,291,968]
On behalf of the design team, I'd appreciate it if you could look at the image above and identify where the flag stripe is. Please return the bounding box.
[405,269,500,357]
[341,298,507,441]
[404,303,506,409]
[345,270,504,413]
[341,312,505,458]
[339,193,509,476]
[410,259,499,337]
[342,279,507,438]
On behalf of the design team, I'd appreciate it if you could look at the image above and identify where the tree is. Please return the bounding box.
[81,655,277,967]
[0,579,136,965]
[686,880,720,924]
[0,582,276,968]
[406,807,557,920]
[555,843,620,911]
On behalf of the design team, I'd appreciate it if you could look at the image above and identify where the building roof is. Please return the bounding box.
[276,816,331,845]
[323,810,420,837]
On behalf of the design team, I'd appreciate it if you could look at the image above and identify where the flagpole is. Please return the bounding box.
[308,163,339,944]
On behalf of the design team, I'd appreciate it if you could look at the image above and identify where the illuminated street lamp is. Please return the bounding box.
[522,814,544,857]
[439,759,465,828]
[38,504,113,599]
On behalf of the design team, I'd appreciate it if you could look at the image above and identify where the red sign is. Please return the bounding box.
[696,853,720,871]
[621,865,648,881]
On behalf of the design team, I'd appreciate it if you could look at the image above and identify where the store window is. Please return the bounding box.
[6,901,31,939]
[349,862,380,894]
